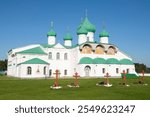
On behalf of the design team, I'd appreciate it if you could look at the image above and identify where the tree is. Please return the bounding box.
[0,59,7,71]
[134,63,150,73]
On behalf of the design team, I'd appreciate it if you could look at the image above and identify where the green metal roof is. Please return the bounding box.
[77,26,88,35]
[99,29,109,37]
[79,57,134,65]
[17,47,47,55]
[105,58,120,64]
[120,59,133,65]
[47,29,56,36]
[64,33,72,40]
[93,58,106,64]
[19,58,49,65]
[79,57,105,64]
[79,57,93,64]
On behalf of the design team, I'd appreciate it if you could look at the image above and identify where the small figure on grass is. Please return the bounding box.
[120,70,130,86]
[96,72,112,87]
[67,72,80,88]
[138,70,148,86]
[50,69,62,89]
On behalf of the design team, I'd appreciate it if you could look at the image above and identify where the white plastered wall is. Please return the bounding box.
[64,40,72,47]
[100,37,108,44]
[78,34,87,44]
[17,64,49,78]
[48,36,56,45]
[87,32,94,42]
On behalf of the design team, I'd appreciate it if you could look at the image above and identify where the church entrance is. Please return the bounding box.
[84,66,91,77]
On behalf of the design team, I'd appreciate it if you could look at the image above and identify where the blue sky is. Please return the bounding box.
[0,0,150,67]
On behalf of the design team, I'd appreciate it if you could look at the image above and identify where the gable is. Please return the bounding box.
[53,43,65,49]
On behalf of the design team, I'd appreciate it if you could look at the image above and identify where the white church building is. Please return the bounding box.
[7,16,137,78]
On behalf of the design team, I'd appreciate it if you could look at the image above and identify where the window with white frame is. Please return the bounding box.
[49,69,52,76]
[102,68,105,74]
[64,53,68,60]
[27,66,32,75]
[126,69,129,73]
[43,66,46,75]
[64,69,67,75]
[56,52,60,60]
[48,52,52,59]
[116,68,119,74]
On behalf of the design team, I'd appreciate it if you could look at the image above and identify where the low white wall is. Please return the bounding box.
[138,73,150,76]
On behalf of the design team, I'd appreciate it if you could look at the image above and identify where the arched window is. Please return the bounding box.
[95,45,105,54]
[56,52,60,60]
[82,44,92,54]
[126,69,129,73]
[87,37,90,42]
[107,46,116,55]
[102,68,105,74]
[64,69,67,75]
[49,69,52,76]
[64,53,68,60]
[48,52,52,59]
[27,66,32,75]
[116,68,119,74]
[43,66,46,75]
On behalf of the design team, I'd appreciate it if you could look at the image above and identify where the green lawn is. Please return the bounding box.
[0,75,150,100]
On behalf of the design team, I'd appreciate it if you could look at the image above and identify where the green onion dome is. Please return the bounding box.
[77,17,96,34]
[47,29,57,36]
[99,30,109,37]
[77,26,88,35]
[82,17,96,32]
[63,33,72,40]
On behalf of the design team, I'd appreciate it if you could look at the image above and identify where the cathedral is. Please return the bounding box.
[7,16,137,78]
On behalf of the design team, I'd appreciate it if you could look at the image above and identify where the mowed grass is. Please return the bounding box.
[0,75,150,100]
